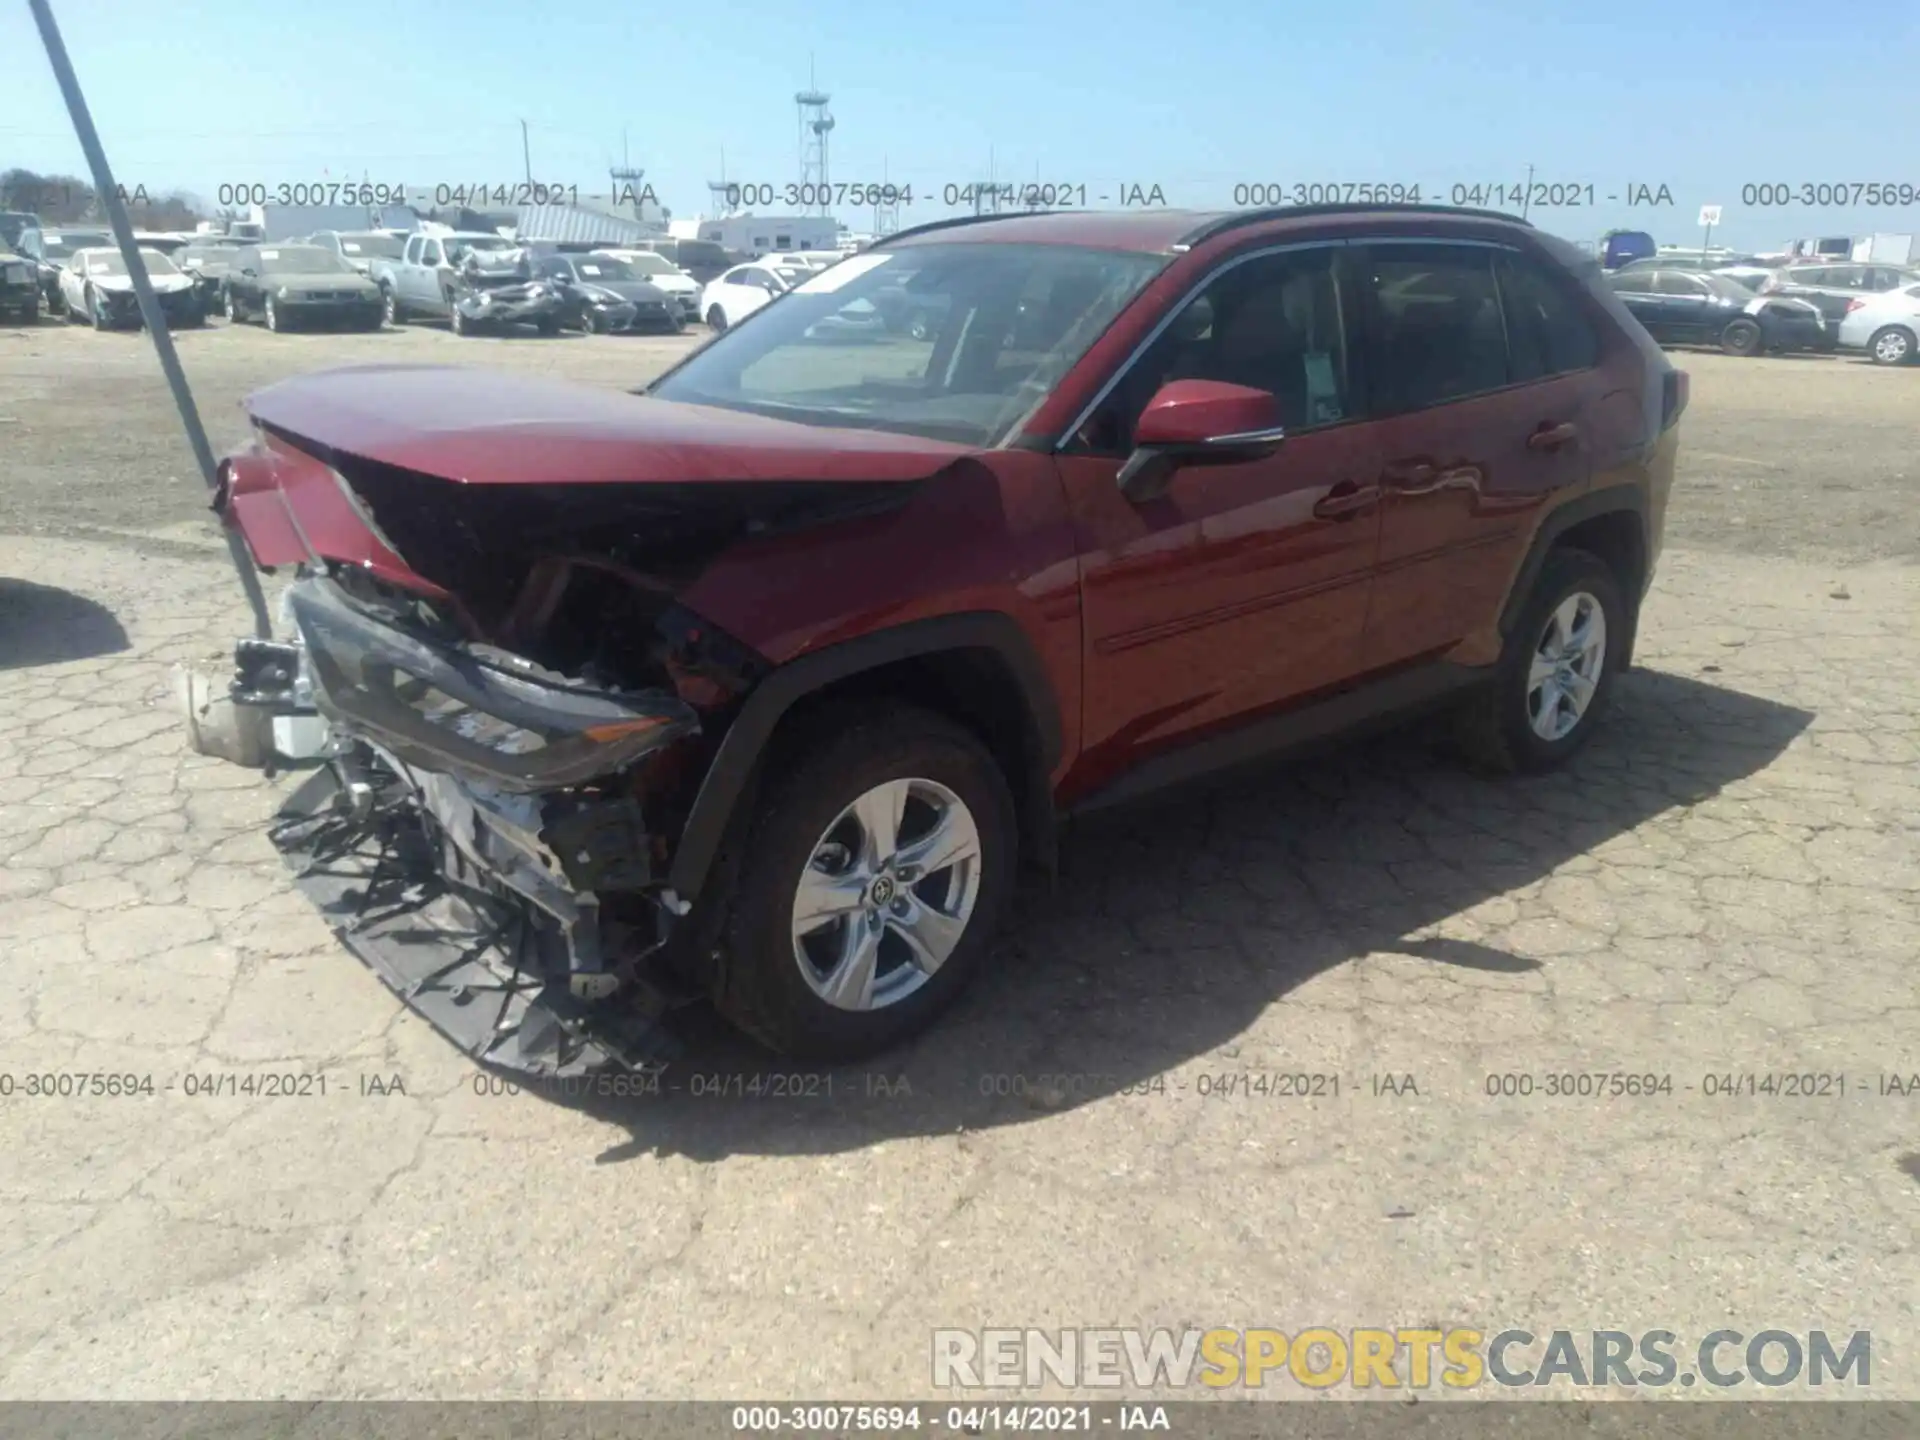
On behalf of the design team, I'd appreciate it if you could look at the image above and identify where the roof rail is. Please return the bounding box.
[868,211,1064,247]
[1177,203,1532,249]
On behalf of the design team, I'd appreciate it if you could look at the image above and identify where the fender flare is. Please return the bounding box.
[665,611,1063,899]
[1498,485,1649,640]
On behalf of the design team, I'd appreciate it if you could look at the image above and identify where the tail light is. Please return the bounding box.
[1845,298,1866,314]
[1661,369,1689,432]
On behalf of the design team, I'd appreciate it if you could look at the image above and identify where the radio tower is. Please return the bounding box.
[873,157,901,237]
[795,61,834,218]
[608,130,647,220]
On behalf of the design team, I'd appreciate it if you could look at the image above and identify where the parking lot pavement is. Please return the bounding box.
[0,320,1916,1399]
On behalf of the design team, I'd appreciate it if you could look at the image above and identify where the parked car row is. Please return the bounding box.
[1605,258,1920,364]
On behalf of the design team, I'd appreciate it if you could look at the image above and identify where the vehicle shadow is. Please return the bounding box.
[551,667,1813,1161]
[0,578,130,670]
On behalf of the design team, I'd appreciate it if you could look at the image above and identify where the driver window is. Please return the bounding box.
[422,241,445,266]
[1074,246,1351,455]
[403,236,422,264]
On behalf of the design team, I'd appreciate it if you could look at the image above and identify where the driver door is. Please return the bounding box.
[1055,243,1383,785]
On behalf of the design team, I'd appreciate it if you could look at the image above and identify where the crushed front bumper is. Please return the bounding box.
[178,575,702,1076]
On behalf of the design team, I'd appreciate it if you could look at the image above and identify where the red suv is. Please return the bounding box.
[191,204,1685,1072]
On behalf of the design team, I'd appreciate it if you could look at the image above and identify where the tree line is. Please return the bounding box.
[2,167,206,230]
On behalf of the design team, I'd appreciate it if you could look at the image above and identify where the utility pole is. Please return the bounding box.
[27,0,271,639]
[1520,162,1535,221]
[521,119,532,183]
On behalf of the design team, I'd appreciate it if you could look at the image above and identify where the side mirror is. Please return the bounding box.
[1117,380,1286,502]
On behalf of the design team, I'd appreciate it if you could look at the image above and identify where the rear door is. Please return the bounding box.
[1655,271,1717,340]
[1608,269,1666,338]
[1354,240,1599,671]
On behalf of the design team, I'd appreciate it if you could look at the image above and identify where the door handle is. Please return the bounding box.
[1527,422,1579,452]
[1313,481,1381,521]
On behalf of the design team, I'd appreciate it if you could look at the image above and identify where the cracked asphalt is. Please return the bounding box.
[0,320,1916,1401]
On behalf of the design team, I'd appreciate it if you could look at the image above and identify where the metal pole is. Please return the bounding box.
[1521,163,1534,222]
[521,119,532,184]
[27,0,272,640]
[1702,219,1713,263]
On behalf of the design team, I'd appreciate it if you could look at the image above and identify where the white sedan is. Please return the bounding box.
[699,262,792,330]
[1837,280,1920,365]
[59,246,204,330]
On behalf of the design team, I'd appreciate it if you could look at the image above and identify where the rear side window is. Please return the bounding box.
[1654,272,1705,296]
[1361,246,1509,413]
[1497,254,1599,381]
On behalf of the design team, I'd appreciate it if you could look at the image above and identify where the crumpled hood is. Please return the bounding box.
[243,365,973,486]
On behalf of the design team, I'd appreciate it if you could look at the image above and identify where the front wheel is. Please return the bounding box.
[1452,547,1627,775]
[263,295,283,332]
[714,705,1017,1061]
[1720,317,1762,357]
[224,288,241,323]
[380,287,399,327]
[449,303,471,336]
[1868,325,1916,366]
[88,288,107,330]
[706,304,727,332]
[536,314,561,336]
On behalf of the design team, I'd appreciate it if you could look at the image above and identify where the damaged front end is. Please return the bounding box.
[453,247,567,330]
[180,369,958,1076]
[185,569,708,1076]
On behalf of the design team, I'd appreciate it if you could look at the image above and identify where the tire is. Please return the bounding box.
[706,304,727,331]
[263,295,283,332]
[1452,547,1627,775]
[536,315,561,337]
[87,288,106,331]
[577,307,601,335]
[380,287,399,327]
[224,288,241,323]
[1868,325,1916,366]
[1720,317,1762,357]
[450,303,470,336]
[714,704,1018,1062]
[908,314,931,341]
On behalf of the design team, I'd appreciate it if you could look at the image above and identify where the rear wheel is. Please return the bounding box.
[1868,325,1915,366]
[714,705,1016,1061]
[1453,547,1626,774]
[706,304,727,331]
[1720,317,1762,357]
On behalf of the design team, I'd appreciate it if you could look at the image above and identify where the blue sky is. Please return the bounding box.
[5,0,1919,250]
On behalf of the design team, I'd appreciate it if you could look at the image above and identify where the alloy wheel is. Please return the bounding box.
[1871,327,1913,365]
[224,289,238,322]
[1526,592,1608,742]
[380,289,396,326]
[264,296,279,332]
[790,777,983,1013]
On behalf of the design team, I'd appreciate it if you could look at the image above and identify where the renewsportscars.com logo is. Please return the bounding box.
[932,1327,1872,1391]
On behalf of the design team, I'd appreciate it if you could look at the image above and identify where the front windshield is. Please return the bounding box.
[87,249,180,276]
[650,241,1165,447]
[258,246,354,275]
[572,257,636,281]
[337,233,403,258]
[44,233,109,261]
[181,247,237,270]
[448,236,515,261]
[616,251,676,276]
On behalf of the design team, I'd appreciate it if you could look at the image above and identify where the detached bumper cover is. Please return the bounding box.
[238,575,704,1075]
